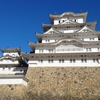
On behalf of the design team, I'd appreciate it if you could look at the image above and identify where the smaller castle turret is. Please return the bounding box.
[0,48,28,86]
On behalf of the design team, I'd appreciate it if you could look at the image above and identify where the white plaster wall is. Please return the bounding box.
[42,37,98,44]
[54,18,83,25]
[28,60,37,67]
[69,17,83,23]
[58,28,78,33]
[22,79,27,86]
[3,52,19,57]
[55,44,83,53]
[35,49,55,53]
[92,37,98,41]
[83,37,98,41]
[54,20,59,25]
[84,38,90,41]
[77,18,83,23]
[0,60,19,64]
[28,58,100,67]
[91,48,98,52]
[43,49,47,53]
[0,67,27,74]
[0,78,27,86]
[42,39,56,43]
[50,40,55,43]
[64,30,74,33]
[35,47,100,54]
[35,49,39,53]
[42,40,45,43]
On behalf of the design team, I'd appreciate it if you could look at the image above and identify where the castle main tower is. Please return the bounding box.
[22,12,100,99]
[23,12,100,67]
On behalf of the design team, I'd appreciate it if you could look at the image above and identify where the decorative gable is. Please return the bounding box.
[55,44,83,53]
[60,19,77,25]
[0,54,18,60]
[44,28,60,34]
[77,26,94,33]
[0,55,19,64]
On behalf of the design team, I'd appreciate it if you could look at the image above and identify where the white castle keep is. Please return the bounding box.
[0,11,100,86]
[23,12,100,67]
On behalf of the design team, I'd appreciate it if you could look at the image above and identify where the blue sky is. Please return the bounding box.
[0,0,100,54]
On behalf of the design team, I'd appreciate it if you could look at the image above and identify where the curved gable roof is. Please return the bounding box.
[0,55,18,61]
[44,27,61,34]
[49,12,88,24]
[60,19,78,25]
[77,25,95,33]
[51,38,88,46]
[0,48,21,55]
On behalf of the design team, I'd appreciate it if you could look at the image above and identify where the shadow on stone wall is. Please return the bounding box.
[0,91,100,100]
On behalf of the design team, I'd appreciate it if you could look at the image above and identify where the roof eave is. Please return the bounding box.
[36,33,42,42]
[28,41,35,51]
[42,23,52,32]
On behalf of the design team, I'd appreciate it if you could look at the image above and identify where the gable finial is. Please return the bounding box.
[54,12,57,15]
[79,10,82,13]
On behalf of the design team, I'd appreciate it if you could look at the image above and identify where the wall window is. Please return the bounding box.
[59,20,60,23]
[48,59,53,63]
[93,59,95,62]
[81,59,83,63]
[39,49,43,53]
[86,48,91,51]
[62,59,64,63]
[20,69,22,72]
[98,48,100,51]
[47,40,50,42]
[55,39,56,42]
[39,60,43,63]
[45,40,50,43]
[90,38,94,41]
[59,59,61,63]
[59,59,64,63]
[41,60,43,63]
[70,59,72,63]
[3,67,5,70]
[93,59,99,63]
[45,40,47,42]
[73,59,75,63]
[96,59,99,63]
[49,49,53,53]
[81,38,84,40]
[89,48,91,51]
[84,59,87,62]
[70,59,75,63]
[81,59,87,63]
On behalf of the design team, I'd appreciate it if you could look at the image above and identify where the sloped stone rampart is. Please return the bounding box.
[25,67,100,99]
[0,67,100,100]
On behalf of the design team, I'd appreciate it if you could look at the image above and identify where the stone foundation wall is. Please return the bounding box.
[0,67,100,100]
[26,67,100,100]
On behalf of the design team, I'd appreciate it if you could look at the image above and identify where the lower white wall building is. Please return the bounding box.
[0,48,28,86]
[0,75,28,86]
